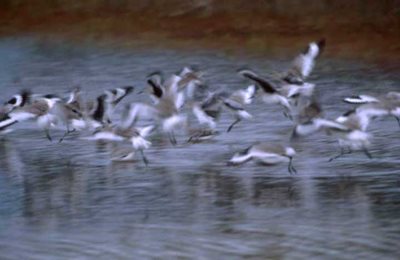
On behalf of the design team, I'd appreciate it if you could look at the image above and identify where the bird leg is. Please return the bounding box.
[45,129,52,142]
[393,115,400,128]
[59,128,76,143]
[140,149,149,166]
[283,110,293,121]
[169,131,177,146]
[362,147,373,159]
[329,147,352,162]
[227,119,241,133]
[288,157,297,174]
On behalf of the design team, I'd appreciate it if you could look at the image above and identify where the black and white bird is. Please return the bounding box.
[343,91,400,105]
[228,142,297,174]
[0,90,31,133]
[238,69,293,118]
[124,90,187,145]
[343,91,400,127]
[176,66,204,100]
[144,68,203,107]
[292,101,374,161]
[282,39,326,85]
[104,86,134,123]
[222,84,256,132]
[2,94,61,141]
[88,124,154,164]
[192,91,224,130]
[146,71,164,105]
[240,68,317,110]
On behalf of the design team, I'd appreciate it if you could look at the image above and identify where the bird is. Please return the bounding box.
[222,84,256,132]
[50,99,86,142]
[83,94,108,130]
[292,101,374,161]
[145,71,164,105]
[238,69,294,119]
[239,67,318,115]
[89,124,154,165]
[143,68,203,108]
[65,86,83,111]
[0,90,31,133]
[103,86,134,123]
[343,91,400,105]
[191,91,224,130]
[291,100,325,137]
[123,94,187,145]
[3,94,61,141]
[4,90,31,110]
[228,142,297,174]
[343,91,400,127]
[326,114,373,161]
[281,38,326,85]
[176,66,204,100]
[187,128,219,143]
[86,103,155,165]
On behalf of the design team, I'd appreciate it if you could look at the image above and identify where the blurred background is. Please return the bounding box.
[1,0,399,59]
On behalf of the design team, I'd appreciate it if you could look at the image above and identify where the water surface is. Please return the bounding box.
[0,38,400,259]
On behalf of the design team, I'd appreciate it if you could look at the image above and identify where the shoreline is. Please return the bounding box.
[1,10,399,62]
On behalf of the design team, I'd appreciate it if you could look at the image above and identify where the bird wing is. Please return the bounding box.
[120,103,158,129]
[238,69,278,94]
[147,79,164,99]
[284,39,325,84]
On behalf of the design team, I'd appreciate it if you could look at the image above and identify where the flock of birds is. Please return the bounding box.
[1,38,400,173]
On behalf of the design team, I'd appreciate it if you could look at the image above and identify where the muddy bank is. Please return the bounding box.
[0,1,399,61]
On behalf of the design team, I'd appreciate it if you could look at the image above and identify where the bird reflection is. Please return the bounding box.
[252,176,302,207]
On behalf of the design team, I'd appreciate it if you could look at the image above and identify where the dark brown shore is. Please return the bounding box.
[1,1,399,62]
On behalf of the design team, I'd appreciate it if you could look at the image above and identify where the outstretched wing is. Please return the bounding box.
[238,69,277,94]
[284,39,325,84]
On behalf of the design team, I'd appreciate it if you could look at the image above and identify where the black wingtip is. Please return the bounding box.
[342,109,356,117]
[317,38,326,51]
[123,86,134,94]
[43,94,60,99]
[147,79,163,98]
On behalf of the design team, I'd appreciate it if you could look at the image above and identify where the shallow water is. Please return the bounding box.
[0,37,400,259]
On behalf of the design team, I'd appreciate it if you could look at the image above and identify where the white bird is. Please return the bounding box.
[228,142,297,174]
